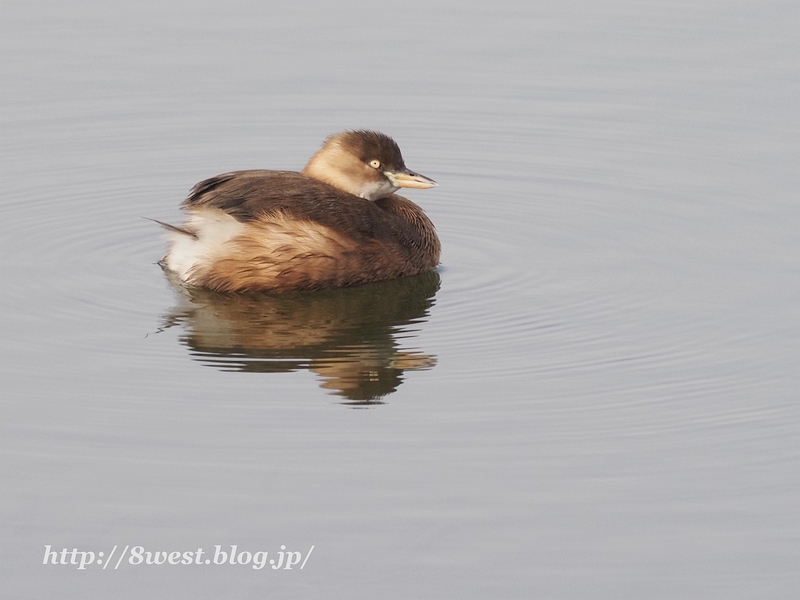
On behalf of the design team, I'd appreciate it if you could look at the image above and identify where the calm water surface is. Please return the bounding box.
[2,0,798,598]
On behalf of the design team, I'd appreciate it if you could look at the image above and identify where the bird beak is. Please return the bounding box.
[384,168,438,189]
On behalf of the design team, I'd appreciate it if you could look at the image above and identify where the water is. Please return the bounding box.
[2,0,798,597]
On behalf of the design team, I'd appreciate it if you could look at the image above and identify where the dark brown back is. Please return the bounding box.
[184,170,439,265]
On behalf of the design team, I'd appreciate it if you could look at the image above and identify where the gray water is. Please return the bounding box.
[2,0,798,597]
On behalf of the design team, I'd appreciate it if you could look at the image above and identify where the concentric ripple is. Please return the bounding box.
[2,96,795,416]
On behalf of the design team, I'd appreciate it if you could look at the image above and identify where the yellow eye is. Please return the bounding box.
[369,159,381,169]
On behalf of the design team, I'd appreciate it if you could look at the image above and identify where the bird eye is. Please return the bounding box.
[369,159,381,169]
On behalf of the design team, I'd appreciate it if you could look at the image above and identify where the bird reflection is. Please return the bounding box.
[158,269,440,404]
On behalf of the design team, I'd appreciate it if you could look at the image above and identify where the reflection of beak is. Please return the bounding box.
[384,168,438,189]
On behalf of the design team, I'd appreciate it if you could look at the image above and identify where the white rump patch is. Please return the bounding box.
[163,209,246,282]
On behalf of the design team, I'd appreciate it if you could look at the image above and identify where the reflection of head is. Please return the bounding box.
[316,350,437,405]
[159,270,440,403]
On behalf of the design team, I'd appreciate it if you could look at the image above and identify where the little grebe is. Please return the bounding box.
[158,130,440,293]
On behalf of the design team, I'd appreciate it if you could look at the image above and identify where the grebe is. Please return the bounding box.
[158,130,440,293]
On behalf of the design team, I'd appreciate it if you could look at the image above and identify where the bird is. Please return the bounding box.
[157,130,440,293]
